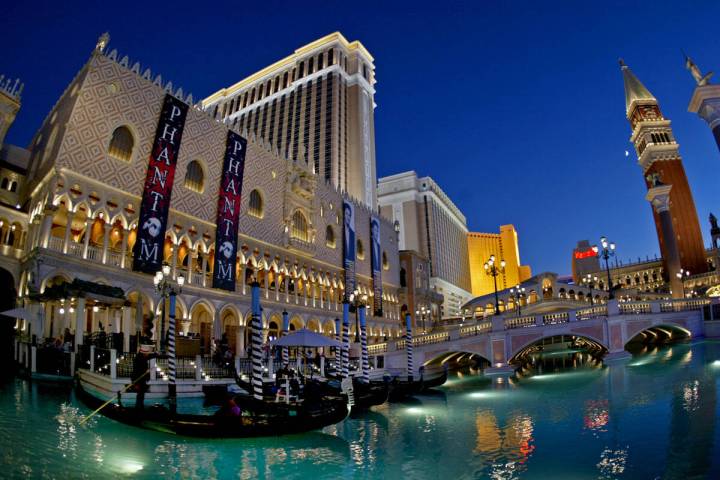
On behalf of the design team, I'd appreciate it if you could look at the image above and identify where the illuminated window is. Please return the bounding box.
[382,252,389,270]
[184,160,205,193]
[326,225,335,248]
[108,126,134,162]
[248,189,263,218]
[357,239,365,260]
[291,210,308,242]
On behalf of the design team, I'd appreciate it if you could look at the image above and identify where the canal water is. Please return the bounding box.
[2,341,720,479]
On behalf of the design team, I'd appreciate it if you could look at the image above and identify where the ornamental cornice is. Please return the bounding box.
[688,84,720,113]
[637,143,681,173]
[630,119,671,143]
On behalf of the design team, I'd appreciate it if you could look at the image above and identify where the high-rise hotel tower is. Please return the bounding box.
[621,61,708,280]
[203,33,378,209]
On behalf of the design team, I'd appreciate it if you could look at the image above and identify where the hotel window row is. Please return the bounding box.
[214,47,349,120]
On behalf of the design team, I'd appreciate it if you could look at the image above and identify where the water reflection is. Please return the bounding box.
[3,342,720,478]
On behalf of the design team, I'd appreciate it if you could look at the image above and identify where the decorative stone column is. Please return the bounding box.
[201,254,208,287]
[646,184,683,298]
[40,210,54,249]
[74,297,86,350]
[187,250,195,285]
[101,222,112,264]
[687,68,720,153]
[171,241,179,279]
[62,212,73,254]
[121,306,132,352]
[82,218,92,259]
[119,228,129,268]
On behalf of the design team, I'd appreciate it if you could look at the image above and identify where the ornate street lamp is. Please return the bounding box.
[509,285,525,317]
[153,262,184,414]
[593,237,616,299]
[348,288,368,342]
[415,305,429,333]
[583,273,599,306]
[153,262,185,353]
[676,268,690,298]
[484,255,505,315]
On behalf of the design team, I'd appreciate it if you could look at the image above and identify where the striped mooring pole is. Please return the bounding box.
[281,310,289,365]
[405,313,414,382]
[359,305,369,383]
[341,302,350,379]
[168,292,177,413]
[334,317,341,374]
[250,282,264,401]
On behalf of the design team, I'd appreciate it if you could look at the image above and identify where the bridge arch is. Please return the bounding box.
[423,350,492,368]
[509,333,608,364]
[625,323,691,348]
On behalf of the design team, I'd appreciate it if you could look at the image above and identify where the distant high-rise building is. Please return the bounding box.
[571,240,601,284]
[467,225,532,297]
[621,61,708,280]
[378,171,472,317]
[203,32,378,208]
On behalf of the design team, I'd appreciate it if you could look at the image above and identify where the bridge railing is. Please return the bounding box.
[619,302,652,315]
[659,298,709,312]
[542,312,569,325]
[505,315,537,330]
[369,298,715,356]
[576,305,608,320]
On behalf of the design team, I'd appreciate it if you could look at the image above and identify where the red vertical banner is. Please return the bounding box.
[212,131,247,291]
[133,95,188,274]
[370,215,383,316]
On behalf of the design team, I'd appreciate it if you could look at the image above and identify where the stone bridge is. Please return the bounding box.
[370,298,715,375]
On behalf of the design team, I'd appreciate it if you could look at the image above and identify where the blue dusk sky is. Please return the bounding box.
[3,1,720,275]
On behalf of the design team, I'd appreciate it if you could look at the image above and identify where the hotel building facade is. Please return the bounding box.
[0,33,404,358]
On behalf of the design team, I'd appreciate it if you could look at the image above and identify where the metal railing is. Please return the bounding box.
[35,347,72,377]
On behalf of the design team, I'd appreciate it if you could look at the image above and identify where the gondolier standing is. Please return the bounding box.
[132,345,155,410]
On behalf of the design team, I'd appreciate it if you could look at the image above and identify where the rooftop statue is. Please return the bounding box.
[710,213,719,232]
[685,53,714,86]
[646,172,664,188]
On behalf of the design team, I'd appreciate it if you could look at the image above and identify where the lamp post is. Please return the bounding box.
[152,261,184,414]
[593,237,616,299]
[349,288,368,343]
[484,255,505,315]
[583,273,599,306]
[153,262,185,353]
[509,285,525,317]
[415,305,429,333]
[675,268,690,298]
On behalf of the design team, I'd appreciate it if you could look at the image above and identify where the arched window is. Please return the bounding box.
[9,181,17,193]
[0,178,7,190]
[382,251,389,270]
[291,210,308,242]
[108,126,134,162]
[248,189,263,218]
[357,239,365,260]
[184,160,204,193]
[325,225,336,248]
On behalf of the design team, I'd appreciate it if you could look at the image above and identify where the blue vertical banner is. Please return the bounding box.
[342,199,356,300]
[212,131,247,291]
[370,215,383,317]
[133,94,189,274]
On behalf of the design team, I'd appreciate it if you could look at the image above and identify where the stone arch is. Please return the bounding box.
[509,332,608,364]
[40,269,73,293]
[624,322,692,348]
[322,319,336,335]
[423,350,492,367]
[288,314,304,331]
[306,318,321,332]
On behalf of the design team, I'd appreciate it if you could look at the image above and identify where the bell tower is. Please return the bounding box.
[621,60,708,281]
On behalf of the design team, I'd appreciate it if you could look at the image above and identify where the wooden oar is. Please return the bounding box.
[79,370,149,425]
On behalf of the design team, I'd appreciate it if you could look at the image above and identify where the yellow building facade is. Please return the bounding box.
[467,225,531,297]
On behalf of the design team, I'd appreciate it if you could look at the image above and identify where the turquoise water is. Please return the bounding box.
[2,342,720,479]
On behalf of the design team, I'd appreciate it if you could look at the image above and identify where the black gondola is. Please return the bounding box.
[310,377,390,412]
[385,366,448,402]
[76,379,350,438]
